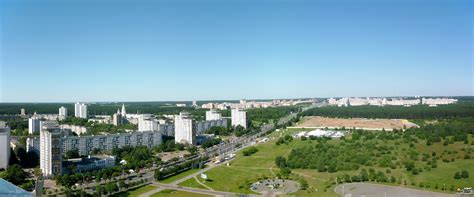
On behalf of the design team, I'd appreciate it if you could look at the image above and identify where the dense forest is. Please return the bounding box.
[301,102,474,119]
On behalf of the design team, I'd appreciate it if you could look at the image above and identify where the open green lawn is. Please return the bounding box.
[178,128,474,196]
[127,184,158,197]
[158,168,202,184]
[178,177,209,190]
[150,189,211,197]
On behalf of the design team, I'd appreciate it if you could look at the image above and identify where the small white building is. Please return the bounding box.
[66,155,116,173]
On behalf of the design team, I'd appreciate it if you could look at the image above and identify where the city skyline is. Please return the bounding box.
[1,0,473,102]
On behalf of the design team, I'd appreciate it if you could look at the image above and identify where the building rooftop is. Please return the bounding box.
[0,178,32,197]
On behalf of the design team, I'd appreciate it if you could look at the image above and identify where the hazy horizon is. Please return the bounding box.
[1,0,472,102]
[0,95,471,104]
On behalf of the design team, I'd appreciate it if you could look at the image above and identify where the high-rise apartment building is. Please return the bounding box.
[74,103,88,118]
[29,117,41,134]
[59,106,67,119]
[0,121,11,170]
[40,125,62,177]
[174,112,194,144]
[231,108,247,129]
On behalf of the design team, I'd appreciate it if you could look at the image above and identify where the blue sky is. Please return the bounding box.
[1,0,472,102]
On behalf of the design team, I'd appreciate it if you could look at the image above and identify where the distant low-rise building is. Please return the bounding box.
[64,155,115,173]
[205,109,222,121]
[59,124,87,136]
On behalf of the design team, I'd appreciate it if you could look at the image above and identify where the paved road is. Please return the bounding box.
[151,182,237,196]
[335,183,454,197]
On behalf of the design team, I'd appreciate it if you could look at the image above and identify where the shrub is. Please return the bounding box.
[242,147,258,156]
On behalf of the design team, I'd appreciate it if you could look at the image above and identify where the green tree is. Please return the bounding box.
[3,164,27,185]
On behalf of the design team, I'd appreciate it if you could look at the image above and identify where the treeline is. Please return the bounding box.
[301,102,474,119]
[405,118,474,145]
[246,106,300,127]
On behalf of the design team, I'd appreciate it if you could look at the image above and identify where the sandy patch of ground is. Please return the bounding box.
[296,116,418,131]
[157,150,189,162]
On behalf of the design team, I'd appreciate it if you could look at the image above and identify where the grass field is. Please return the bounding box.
[150,189,211,197]
[127,184,158,197]
[178,128,474,196]
[158,168,202,184]
[178,177,209,190]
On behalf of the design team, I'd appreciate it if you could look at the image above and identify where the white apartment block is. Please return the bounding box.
[205,109,222,121]
[0,121,11,170]
[59,106,67,120]
[138,117,159,131]
[29,130,162,158]
[327,97,457,107]
[174,112,195,145]
[422,98,457,105]
[231,109,247,129]
[29,117,41,134]
[40,126,63,177]
[59,124,87,136]
[112,113,123,126]
[74,102,88,118]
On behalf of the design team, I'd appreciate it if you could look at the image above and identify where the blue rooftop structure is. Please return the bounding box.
[0,178,32,197]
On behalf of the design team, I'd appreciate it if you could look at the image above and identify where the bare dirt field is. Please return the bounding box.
[296,116,418,131]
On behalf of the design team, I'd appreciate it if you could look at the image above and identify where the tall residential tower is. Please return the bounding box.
[174,112,194,145]
[0,121,11,170]
[231,108,247,129]
[74,103,88,118]
[40,125,62,177]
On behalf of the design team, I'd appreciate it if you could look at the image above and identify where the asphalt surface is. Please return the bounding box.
[334,183,454,197]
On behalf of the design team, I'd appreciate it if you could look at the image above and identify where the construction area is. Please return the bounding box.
[295,116,419,131]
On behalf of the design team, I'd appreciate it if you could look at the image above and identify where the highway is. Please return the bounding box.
[80,103,321,196]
